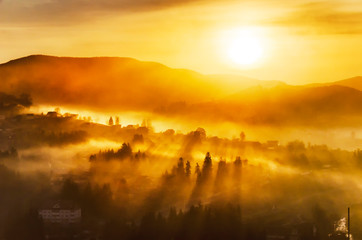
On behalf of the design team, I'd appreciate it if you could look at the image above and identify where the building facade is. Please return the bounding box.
[38,201,81,224]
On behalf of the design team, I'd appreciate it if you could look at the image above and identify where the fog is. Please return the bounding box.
[1,56,362,239]
[1,107,362,239]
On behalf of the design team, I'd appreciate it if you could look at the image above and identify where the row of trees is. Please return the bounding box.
[108,116,120,126]
[89,143,146,161]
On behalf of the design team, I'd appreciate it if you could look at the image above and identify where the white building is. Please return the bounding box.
[38,201,81,224]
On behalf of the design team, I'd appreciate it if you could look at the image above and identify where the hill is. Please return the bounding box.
[155,84,362,127]
[327,76,362,91]
[0,55,277,112]
[2,55,362,127]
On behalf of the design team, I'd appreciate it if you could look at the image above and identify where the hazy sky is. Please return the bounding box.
[1,0,362,84]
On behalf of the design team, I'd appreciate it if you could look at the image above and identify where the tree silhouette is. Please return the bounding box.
[185,160,191,177]
[195,162,201,183]
[201,152,212,180]
[177,157,185,176]
[108,116,114,126]
[240,131,246,141]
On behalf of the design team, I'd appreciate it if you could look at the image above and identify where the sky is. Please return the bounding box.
[1,0,362,84]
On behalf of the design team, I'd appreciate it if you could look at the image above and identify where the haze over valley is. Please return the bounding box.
[2,0,362,239]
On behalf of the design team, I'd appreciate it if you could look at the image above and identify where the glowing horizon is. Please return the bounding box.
[1,0,362,84]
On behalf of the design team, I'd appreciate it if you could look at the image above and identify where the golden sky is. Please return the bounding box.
[1,0,362,84]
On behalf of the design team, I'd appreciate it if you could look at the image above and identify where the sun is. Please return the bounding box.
[224,28,264,66]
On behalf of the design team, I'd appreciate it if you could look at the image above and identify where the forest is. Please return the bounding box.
[0,110,360,240]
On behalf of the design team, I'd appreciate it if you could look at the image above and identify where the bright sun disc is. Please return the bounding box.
[226,29,263,66]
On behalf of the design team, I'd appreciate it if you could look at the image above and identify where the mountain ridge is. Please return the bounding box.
[1,55,362,127]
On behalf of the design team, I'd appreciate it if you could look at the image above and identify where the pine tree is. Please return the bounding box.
[202,152,212,179]
[185,161,191,177]
[108,116,114,126]
[195,163,201,183]
[177,157,185,176]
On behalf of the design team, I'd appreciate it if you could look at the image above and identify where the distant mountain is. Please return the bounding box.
[226,84,362,126]
[0,55,277,111]
[303,76,362,91]
[207,74,287,91]
[2,55,362,127]
[327,76,362,91]
[156,84,362,127]
[0,55,216,111]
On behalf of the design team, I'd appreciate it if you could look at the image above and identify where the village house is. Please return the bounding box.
[38,200,81,224]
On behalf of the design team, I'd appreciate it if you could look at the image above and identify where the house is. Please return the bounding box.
[266,140,279,149]
[24,113,36,120]
[266,223,317,240]
[328,233,348,240]
[38,200,81,224]
[46,111,60,118]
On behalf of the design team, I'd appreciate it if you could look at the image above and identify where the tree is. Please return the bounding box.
[233,156,243,202]
[202,152,212,179]
[240,131,246,141]
[108,116,114,126]
[195,163,201,175]
[115,116,120,125]
[214,160,228,199]
[195,163,201,183]
[116,143,132,159]
[185,161,191,177]
[196,127,206,139]
[215,160,227,181]
[61,178,80,201]
[4,209,44,240]
[132,134,144,144]
[177,157,185,176]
